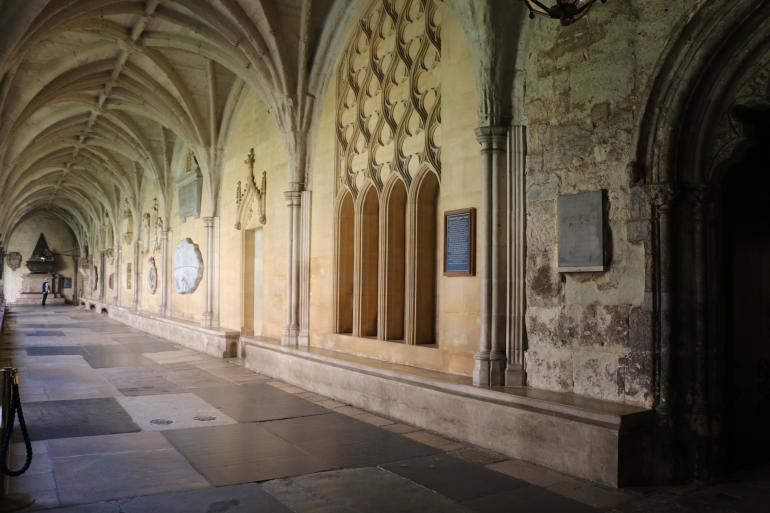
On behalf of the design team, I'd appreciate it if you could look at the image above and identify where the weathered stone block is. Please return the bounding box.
[525,348,573,393]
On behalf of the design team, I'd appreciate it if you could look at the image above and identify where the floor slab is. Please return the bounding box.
[193,382,329,422]
[116,393,237,430]
[382,453,528,502]
[49,432,210,506]
[262,412,440,469]
[462,485,599,513]
[263,467,469,513]
[162,423,332,485]
[20,397,140,441]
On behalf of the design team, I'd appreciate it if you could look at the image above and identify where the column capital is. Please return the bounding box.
[283,190,303,207]
[474,126,508,151]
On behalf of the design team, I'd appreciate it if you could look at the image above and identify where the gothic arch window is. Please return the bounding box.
[354,185,380,337]
[381,177,407,341]
[335,192,355,334]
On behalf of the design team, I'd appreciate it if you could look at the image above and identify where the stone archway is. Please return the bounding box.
[635,0,770,481]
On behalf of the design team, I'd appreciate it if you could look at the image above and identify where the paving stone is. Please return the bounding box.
[383,453,527,502]
[50,432,209,505]
[144,350,207,365]
[403,430,460,449]
[26,330,66,337]
[19,398,140,441]
[82,346,157,369]
[163,423,332,485]
[26,346,85,356]
[41,484,293,513]
[462,485,599,513]
[116,393,237,430]
[193,383,328,422]
[262,413,439,468]
[316,399,345,409]
[97,366,181,395]
[355,413,394,426]
[448,446,508,466]
[263,467,469,513]
[546,477,641,509]
[487,459,571,488]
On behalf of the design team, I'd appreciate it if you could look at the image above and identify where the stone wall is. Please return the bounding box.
[520,1,696,406]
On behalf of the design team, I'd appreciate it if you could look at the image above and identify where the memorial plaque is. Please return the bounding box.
[444,208,476,276]
[557,190,608,272]
[61,277,72,289]
[177,166,203,223]
[173,238,203,294]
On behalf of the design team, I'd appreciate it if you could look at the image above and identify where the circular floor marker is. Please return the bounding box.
[193,415,217,422]
[150,418,174,425]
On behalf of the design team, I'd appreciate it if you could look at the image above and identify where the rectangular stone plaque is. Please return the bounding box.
[61,277,72,289]
[177,167,203,223]
[444,208,476,277]
[557,190,608,272]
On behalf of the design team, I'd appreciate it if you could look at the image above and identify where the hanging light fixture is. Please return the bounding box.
[523,0,607,26]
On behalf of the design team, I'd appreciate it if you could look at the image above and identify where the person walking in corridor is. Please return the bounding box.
[42,279,50,306]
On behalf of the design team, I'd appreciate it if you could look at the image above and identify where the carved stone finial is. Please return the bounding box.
[234,148,267,229]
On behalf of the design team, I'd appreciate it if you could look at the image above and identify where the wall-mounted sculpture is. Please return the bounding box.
[235,148,267,230]
[147,257,158,294]
[142,213,152,254]
[173,238,203,294]
[122,201,133,245]
[26,233,56,273]
[177,151,203,223]
[105,248,115,265]
[6,251,22,271]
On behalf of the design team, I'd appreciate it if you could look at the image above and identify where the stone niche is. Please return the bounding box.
[173,238,203,294]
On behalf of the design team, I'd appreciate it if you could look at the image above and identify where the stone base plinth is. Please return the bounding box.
[21,273,55,294]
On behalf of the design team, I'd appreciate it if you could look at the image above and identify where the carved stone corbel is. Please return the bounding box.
[235,147,267,229]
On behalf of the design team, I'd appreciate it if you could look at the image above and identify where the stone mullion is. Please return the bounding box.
[352,194,365,338]
[132,240,140,311]
[113,245,120,306]
[377,191,388,341]
[403,189,419,345]
[99,251,106,303]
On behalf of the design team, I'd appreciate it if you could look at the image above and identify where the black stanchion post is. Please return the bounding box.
[0,368,34,512]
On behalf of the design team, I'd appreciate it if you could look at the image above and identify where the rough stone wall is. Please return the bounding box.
[521,1,696,406]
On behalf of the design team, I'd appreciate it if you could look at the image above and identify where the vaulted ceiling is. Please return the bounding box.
[0,0,526,253]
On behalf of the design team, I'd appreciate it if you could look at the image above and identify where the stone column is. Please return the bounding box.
[298,190,312,347]
[72,255,79,304]
[159,230,170,317]
[99,251,106,302]
[132,240,140,311]
[282,190,302,346]
[473,126,508,386]
[648,183,675,413]
[112,246,120,305]
[201,217,216,328]
[506,125,527,386]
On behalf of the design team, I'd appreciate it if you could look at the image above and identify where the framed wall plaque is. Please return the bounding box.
[61,277,72,289]
[557,190,609,272]
[444,208,476,276]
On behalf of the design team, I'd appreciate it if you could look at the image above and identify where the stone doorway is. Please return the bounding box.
[721,109,770,470]
[242,228,263,336]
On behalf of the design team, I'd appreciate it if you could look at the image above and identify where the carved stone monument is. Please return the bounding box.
[6,252,21,271]
[177,152,203,223]
[173,238,203,294]
[13,234,66,305]
[147,257,158,294]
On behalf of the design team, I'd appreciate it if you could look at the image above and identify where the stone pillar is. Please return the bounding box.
[159,230,170,317]
[298,190,312,347]
[473,126,508,386]
[112,245,120,305]
[99,251,106,302]
[506,125,527,386]
[201,217,216,328]
[132,240,140,311]
[648,183,675,413]
[72,255,79,304]
[282,190,302,346]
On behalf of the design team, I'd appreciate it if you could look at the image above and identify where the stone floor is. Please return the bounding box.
[1,305,768,512]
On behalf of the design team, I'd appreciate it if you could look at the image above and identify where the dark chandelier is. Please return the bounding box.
[523,0,607,26]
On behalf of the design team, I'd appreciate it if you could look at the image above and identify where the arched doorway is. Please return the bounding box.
[635,0,770,481]
[721,108,770,470]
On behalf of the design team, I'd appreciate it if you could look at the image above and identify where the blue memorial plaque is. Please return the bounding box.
[444,208,476,276]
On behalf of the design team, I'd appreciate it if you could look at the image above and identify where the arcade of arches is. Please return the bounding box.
[1,0,769,491]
